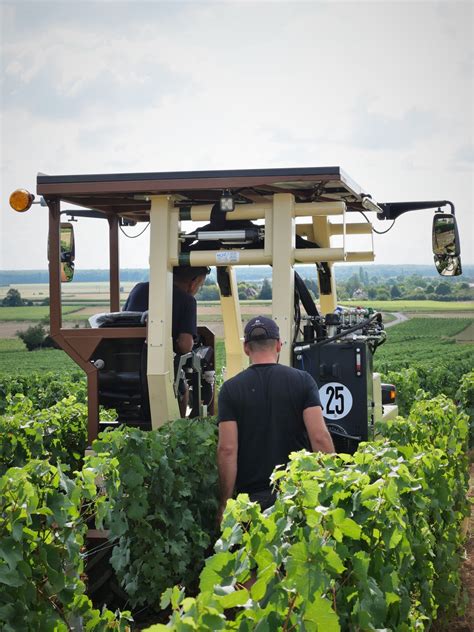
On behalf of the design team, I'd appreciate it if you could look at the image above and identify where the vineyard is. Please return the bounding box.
[374,318,473,417]
[0,317,472,630]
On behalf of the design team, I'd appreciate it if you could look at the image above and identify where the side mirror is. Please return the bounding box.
[46,222,75,283]
[432,213,462,277]
[61,261,75,282]
[434,255,462,277]
[60,222,75,261]
[60,223,75,283]
[432,213,460,256]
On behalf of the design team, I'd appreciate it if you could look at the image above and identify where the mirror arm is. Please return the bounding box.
[60,210,106,220]
[378,200,455,220]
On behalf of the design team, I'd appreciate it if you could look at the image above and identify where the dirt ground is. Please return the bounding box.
[0,322,31,338]
[405,311,473,319]
[454,522,474,631]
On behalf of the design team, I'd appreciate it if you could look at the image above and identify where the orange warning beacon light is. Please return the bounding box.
[9,189,35,213]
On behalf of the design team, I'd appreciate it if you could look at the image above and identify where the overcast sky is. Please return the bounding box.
[1,0,472,273]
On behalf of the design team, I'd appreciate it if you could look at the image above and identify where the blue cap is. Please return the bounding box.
[244,316,280,342]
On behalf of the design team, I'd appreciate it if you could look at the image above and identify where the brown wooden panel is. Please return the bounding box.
[61,328,146,361]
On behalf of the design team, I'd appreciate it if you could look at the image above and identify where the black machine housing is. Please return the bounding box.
[293,307,387,454]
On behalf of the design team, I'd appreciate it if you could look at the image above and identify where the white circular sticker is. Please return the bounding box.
[319,382,353,420]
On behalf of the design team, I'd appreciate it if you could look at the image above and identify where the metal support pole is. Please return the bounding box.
[272,193,295,366]
[312,216,338,315]
[219,267,247,378]
[147,195,180,428]
[108,215,120,312]
[175,247,345,267]
[47,199,62,335]
[87,370,99,446]
[181,200,345,221]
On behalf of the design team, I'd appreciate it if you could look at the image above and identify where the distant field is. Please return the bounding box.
[0,338,78,373]
[0,305,84,321]
[1,280,471,314]
[0,281,137,296]
[373,318,473,377]
[455,321,474,343]
[199,300,271,307]
[0,336,226,376]
[339,300,474,312]
[0,282,136,305]
[1,298,472,330]
[1,315,471,377]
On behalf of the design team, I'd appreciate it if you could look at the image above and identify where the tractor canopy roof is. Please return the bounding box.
[37,166,366,221]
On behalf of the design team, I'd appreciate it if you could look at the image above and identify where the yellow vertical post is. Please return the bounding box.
[272,193,295,366]
[147,195,180,428]
[312,216,337,315]
[219,266,247,378]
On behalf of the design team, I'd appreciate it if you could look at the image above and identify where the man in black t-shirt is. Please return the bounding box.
[217,316,334,521]
[124,266,210,415]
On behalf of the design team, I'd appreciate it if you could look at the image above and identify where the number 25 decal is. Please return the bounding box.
[319,382,353,420]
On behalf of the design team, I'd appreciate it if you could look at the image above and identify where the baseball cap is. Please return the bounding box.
[244,316,280,342]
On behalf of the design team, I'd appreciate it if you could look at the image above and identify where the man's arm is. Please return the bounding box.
[217,420,238,523]
[303,406,335,453]
[174,290,197,354]
[175,332,194,354]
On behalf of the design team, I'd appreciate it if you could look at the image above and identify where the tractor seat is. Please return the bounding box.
[89,311,147,328]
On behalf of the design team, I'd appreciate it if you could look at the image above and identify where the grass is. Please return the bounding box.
[62,300,111,306]
[1,299,471,322]
[373,317,473,377]
[0,338,78,373]
[198,313,275,323]
[0,306,84,321]
[0,336,227,377]
[198,300,272,307]
[339,300,474,312]
[382,312,396,324]
[455,322,474,342]
[63,311,96,322]
[215,340,225,376]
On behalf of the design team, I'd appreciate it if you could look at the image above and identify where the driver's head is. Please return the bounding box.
[173,266,210,296]
[243,316,282,356]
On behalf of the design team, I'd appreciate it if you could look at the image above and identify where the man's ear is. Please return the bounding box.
[189,275,204,295]
[189,278,200,295]
[276,340,282,353]
[243,342,251,357]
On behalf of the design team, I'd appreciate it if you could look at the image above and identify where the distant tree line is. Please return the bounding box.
[3,269,473,306]
[1,263,473,287]
[1,288,34,307]
[334,268,473,301]
[194,271,473,302]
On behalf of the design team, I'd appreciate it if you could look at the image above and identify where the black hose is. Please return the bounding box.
[317,312,381,347]
[296,312,382,351]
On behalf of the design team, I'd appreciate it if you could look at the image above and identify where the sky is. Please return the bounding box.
[1,0,472,273]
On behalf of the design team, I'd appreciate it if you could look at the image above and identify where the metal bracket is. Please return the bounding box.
[378,200,455,220]
[173,351,203,416]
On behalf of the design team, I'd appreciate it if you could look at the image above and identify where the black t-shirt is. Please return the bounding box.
[123,282,197,343]
[218,363,321,494]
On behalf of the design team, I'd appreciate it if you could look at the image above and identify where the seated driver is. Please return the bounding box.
[124,265,210,416]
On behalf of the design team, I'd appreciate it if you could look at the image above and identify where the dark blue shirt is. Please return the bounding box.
[123,282,197,343]
[218,363,321,494]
